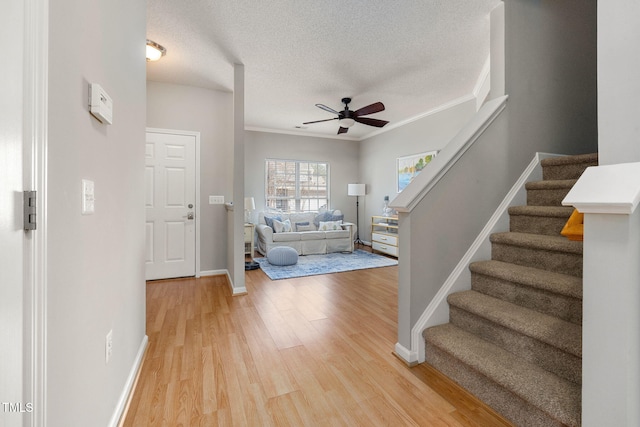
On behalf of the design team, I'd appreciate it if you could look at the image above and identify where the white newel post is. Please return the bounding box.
[563,162,640,427]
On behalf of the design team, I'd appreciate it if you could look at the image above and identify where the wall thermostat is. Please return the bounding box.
[89,83,113,124]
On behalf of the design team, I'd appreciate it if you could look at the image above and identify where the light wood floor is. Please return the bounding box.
[123,249,512,426]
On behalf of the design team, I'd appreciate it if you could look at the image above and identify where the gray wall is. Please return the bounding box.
[146,81,234,272]
[359,99,477,242]
[46,0,147,424]
[245,131,360,224]
[396,0,598,348]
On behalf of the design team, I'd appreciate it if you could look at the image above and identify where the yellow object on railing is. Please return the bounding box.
[561,209,584,241]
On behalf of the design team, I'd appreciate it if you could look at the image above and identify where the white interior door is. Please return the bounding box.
[145,130,197,280]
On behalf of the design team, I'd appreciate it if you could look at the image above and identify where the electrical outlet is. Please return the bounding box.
[105,329,113,364]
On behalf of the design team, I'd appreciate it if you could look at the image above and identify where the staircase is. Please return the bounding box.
[424,153,598,427]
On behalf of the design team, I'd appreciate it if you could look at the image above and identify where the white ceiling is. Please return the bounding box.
[146,0,500,140]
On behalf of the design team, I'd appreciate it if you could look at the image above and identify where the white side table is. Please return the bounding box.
[244,223,255,257]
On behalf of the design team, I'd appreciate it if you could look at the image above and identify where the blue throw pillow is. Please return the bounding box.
[264,215,281,229]
[295,221,310,231]
[330,214,344,222]
[313,211,333,228]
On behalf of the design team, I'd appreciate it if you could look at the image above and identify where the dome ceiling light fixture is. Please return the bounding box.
[146,39,166,62]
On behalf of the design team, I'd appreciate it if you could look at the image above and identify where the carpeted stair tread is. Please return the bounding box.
[508,205,575,218]
[525,180,577,207]
[525,179,577,190]
[541,153,598,181]
[508,206,576,235]
[425,324,581,427]
[448,290,582,357]
[490,232,582,255]
[471,261,582,325]
[469,260,582,300]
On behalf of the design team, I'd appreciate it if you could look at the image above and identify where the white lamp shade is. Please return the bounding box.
[244,197,255,210]
[347,183,366,196]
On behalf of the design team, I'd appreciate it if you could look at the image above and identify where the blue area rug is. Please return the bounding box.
[254,249,398,280]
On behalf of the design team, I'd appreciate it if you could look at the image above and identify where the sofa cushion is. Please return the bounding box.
[289,212,316,226]
[314,210,345,227]
[299,231,326,240]
[325,229,350,239]
[264,215,282,229]
[272,218,292,233]
[313,211,334,227]
[295,222,314,232]
[272,232,301,242]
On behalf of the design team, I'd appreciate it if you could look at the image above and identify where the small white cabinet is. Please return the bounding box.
[371,216,398,258]
[244,223,255,256]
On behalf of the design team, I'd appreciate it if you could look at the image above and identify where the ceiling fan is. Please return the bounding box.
[303,97,389,135]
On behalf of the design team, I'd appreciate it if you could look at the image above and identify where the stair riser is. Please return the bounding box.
[527,188,572,206]
[491,242,582,277]
[425,344,569,427]
[510,215,570,236]
[471,272,582,325]
[449,307,582,385]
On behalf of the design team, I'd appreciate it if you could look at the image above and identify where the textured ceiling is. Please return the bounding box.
[146,0,500,140]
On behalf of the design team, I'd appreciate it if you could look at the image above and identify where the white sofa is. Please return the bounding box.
[255,210,356,256]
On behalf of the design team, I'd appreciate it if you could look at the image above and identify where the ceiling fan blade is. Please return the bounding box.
[337,126,349,135]
[354,102,385,117]
[303,118,338,125]
[315,104,340,115]
[354,117,389,128]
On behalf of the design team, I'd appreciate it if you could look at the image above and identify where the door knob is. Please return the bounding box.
[187,212,194,220]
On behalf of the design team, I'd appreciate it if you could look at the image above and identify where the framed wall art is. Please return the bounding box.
[396,150,438,192]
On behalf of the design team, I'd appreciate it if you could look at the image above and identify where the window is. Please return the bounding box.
[265,159,329,212]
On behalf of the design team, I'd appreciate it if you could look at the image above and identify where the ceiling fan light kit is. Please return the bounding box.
[303,97,389,135]
[339,118,355,128]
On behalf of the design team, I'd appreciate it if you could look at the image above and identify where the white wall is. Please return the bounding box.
[359,98,477,242]
[46,1,147,425]
[245,131,360,223]
[1,2,26,426]
[146,82,234,272]
[598,0,640,165]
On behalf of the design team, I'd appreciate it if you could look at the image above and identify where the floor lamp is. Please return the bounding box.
[347,183,366,245]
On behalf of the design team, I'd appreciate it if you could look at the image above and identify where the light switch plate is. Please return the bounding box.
[209,195,224,205]
[82,179,95,214]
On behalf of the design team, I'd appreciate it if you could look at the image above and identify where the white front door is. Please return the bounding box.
[145,130,197,280]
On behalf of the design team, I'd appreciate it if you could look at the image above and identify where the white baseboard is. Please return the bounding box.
[394,342,418,366]
[201,269,247,295]
[409,152,563,363]
[200,269,228,277]
[110,334,148,427]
